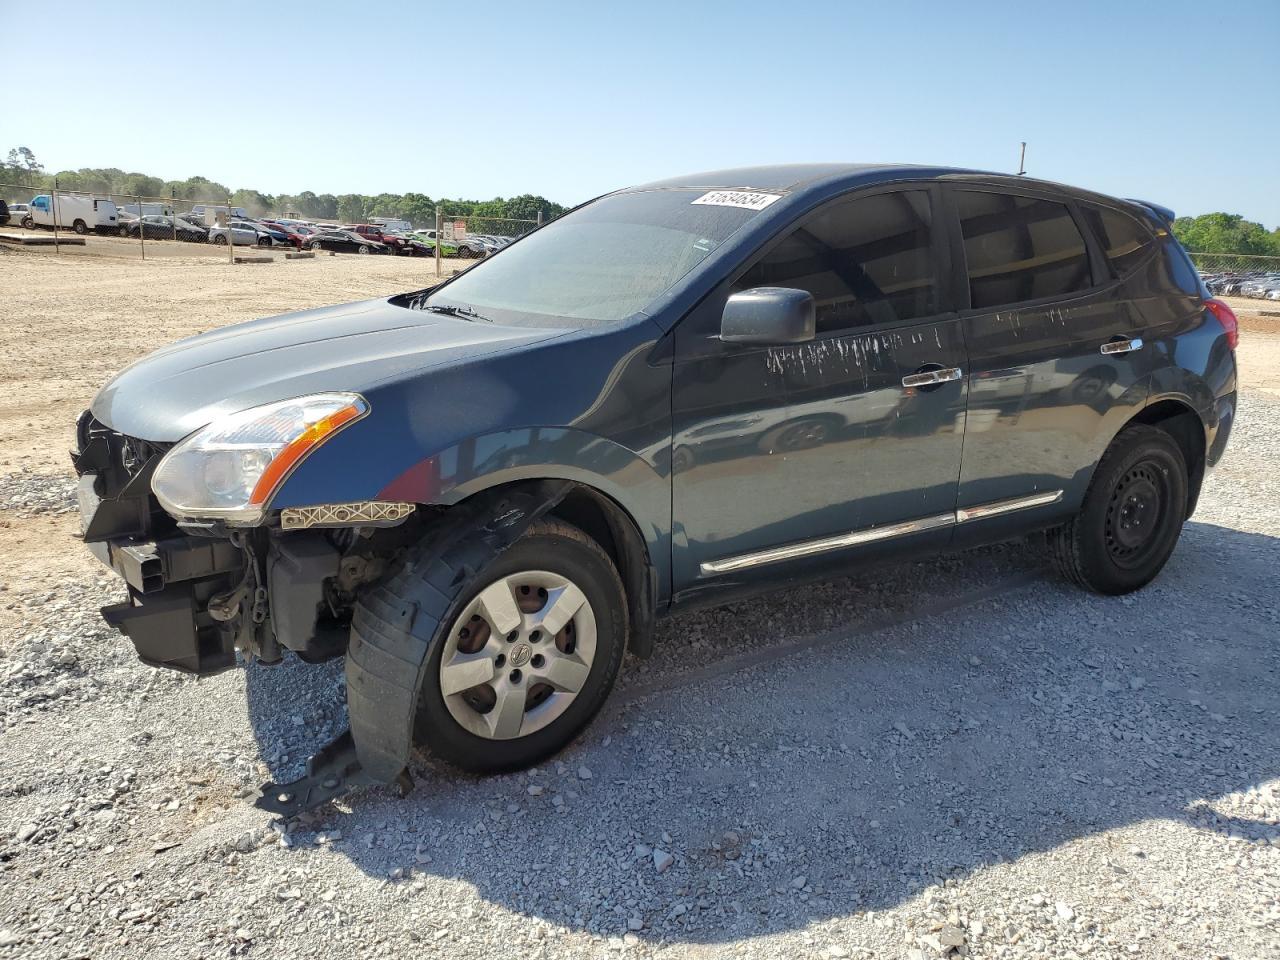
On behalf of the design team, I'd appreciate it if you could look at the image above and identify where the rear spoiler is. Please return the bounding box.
[1126,199,1176,226]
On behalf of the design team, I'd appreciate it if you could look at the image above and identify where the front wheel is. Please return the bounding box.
[257,236,271,247]
[1047,424,1188,594]
[360,519,627,774]
[20,216,34,229]
[212,233,227,245]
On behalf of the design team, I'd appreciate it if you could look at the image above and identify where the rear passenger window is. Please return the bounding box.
[734,190,938,334]
[956,191,1092,309]
[1081,205,1153,277]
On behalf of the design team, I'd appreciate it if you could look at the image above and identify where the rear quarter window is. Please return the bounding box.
[955,191,1092,310]
[1081,204,1154,277]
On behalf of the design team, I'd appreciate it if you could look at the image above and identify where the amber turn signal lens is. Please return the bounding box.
[248,402,365,506]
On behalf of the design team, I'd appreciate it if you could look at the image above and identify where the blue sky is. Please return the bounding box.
[2,0,1277,225]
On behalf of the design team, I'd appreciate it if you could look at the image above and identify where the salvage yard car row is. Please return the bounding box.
[0,193,523,257]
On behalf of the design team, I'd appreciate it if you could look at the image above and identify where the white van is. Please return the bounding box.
[187,205,249,226]
[25,194,119,234]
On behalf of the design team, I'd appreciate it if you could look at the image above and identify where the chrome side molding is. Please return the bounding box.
[699,489,1064,575]
[955,489,1064,522]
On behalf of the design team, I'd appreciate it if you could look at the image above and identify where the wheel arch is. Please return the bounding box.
[435,477,659,658]
[1104,396,1208,518]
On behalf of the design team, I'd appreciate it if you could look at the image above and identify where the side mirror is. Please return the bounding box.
[720,287,816,345]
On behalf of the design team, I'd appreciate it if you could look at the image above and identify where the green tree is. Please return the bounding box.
[336,193,366,223]
[1173,213,1280,256]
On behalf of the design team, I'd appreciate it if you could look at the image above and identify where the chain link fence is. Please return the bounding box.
[0,179,274,262]
[2,181,542,273]
[1190,253,1280,300]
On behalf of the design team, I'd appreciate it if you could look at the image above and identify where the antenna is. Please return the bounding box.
[1017,141,1027,176]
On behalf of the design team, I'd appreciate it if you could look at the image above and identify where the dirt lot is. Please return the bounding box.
[0,248,1276,960]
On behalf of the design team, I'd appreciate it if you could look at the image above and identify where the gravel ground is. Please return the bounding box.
[0,254,1276,959]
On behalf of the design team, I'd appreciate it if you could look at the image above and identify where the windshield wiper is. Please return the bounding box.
[424,303,491,322]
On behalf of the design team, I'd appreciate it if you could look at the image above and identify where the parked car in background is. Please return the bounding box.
[67,163,1239,815]
[306,228,388,254]
[229,220,290,247]
[123,215,209,242]
[0,199,8,227]
[409,229,458,256]
[207,222,260,246]
[7,202,30,225]
[414,228,487,256]
[369,217,412,234]
[187,204,250,226]
[23,194,119,234]
[259,220,307,249]
[346,223,431,256]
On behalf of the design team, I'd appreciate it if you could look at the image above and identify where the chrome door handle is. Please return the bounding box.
[1100,337,1143,355]
[902,367,963,388]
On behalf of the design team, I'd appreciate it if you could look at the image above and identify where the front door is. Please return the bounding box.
[946,186,1149,543]
[671,186,968,601]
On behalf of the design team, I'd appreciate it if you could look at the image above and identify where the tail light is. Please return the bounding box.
[1204,298,1239,351]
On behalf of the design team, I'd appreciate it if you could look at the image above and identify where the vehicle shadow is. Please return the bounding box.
[243,520,1280,943]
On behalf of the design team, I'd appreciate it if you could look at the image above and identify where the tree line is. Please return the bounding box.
[5,146,1279,254]
[1,147,568,228]
[1171,213,1280,258]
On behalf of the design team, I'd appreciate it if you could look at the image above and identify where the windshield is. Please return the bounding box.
[419,189,770,325]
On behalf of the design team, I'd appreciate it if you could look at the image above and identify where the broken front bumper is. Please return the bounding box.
[78,473,246,675]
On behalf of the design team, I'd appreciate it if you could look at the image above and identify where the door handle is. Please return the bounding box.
[902,366,963,389]
[1100,337,1144,355]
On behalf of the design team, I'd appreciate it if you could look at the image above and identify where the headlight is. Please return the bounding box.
[151,393,368,525]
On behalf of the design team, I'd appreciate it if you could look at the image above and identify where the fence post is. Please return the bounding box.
[537,208,543,228]
[434,205,442,277]
[171,189,177,242]
[51,177,60,254]
[137,195,146,260]
[227,196,235,265]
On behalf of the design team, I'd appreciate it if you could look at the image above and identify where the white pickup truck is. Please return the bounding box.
[22,194,119,234]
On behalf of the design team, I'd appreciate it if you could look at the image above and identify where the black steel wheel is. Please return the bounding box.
[1047,424,1188,594]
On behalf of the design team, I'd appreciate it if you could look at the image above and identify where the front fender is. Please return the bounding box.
[272,422,671,600]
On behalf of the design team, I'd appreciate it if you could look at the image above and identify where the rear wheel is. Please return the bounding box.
[212,233,227,245]
[381,519,627,774]
[1047,424,1188,594]
[72,219,88,235]
[357,244,370,255]
[257,236,271,247]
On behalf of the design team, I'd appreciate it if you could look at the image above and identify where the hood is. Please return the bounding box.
[92,297,565,441]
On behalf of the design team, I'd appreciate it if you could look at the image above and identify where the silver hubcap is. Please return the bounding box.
[439,571,596,740]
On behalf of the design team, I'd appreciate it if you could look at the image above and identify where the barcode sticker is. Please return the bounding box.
[691,190,782,211]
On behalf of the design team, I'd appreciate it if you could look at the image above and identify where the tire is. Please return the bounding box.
[308,240,321,251]
[358,244,370,255]
[72,219,88,235]
[20,216,33,229]
[118,225,130,237]
[212,233,227,245]
[257,236,271,247]
[361,518,627,774]
[1047,424,1189,595]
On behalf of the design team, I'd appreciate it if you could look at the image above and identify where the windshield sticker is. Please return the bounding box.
[691,190,782,211]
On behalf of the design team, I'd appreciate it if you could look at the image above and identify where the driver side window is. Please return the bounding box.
[733,190,939,334]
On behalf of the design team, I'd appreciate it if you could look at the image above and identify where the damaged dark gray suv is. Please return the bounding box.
[74,164,1238,813]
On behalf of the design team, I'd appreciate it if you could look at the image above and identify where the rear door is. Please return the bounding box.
[946,184,1149,542]
[671,185,968,599]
